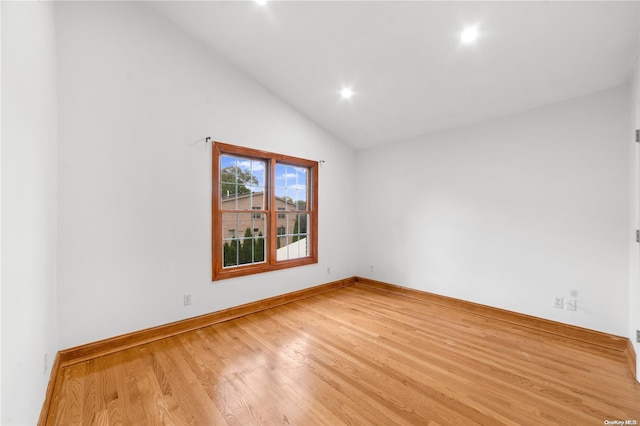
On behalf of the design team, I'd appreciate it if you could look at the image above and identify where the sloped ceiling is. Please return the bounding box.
[151,1,640,149]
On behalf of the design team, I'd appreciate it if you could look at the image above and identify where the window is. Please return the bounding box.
[212,142,318,280]
[252,206,262,219]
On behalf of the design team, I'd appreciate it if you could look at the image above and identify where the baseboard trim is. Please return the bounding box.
[55,275,636,367]
[355,277,636,377]
[39,277,355,424]
[37,352,61,426]
[59,277,355,367]
[41,274,637,424]
[625,339,638,379]
[38,277,355,426]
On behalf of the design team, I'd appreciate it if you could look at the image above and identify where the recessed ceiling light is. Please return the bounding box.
[460,27,478,43]
[340,87,354,99]
[255,0,268,5]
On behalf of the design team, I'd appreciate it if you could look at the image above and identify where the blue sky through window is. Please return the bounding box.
[276,163,307,204]
[221,155,308,204]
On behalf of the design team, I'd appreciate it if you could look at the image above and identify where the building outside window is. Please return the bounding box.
[212,142,318,280]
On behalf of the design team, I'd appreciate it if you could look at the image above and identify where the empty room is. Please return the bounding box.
[2,1,640,425]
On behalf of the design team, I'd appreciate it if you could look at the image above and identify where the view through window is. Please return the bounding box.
[212,143,318,280]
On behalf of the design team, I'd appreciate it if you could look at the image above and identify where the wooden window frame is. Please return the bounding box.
[212,142,318,281]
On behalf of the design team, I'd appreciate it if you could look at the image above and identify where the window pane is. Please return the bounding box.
[276,213,310,261]
[295,191,307,209]
[249,188,265,210]
[222,212,240,242]
[275,164,285,188]
[220,155,266,205]
[223,239,240,268]
[286,165,296,187]
[220,184,238,208]
[296,167,307,187]
[220,155,237,179]
[222,212,267,268]
[214,143,318,280]
[275,162,309,212]
[250,160,266,187]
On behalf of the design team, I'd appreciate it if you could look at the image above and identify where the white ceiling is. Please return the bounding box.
[151,1,640,149]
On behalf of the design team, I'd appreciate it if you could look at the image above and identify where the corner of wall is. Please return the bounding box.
[1,2,59,424]
[629,16,640,381]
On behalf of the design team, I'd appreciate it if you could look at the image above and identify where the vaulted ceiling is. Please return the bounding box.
[151,1,640,149]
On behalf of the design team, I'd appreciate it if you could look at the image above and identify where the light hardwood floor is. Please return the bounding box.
[47,284,640,425]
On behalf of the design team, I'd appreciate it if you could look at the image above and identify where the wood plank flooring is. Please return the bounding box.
[47,284,640,425]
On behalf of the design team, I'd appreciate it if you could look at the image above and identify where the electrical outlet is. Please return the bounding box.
[636,329,640,343]
[184,294,192,306]
[552,296,564,309]
[327,266,331,274]
[566,299,577,311]
[44,353,48,374]
[370,264,375,273]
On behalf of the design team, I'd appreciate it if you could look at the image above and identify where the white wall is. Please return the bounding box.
[357,87,631,336]
[1,4,4,421]
[1,2,59,424]
[56,2,357,349]
[631,54,640,381]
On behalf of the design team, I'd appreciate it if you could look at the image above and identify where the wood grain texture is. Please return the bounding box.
[356,277,631,352]
[357,277,638,382]
[38,353,62,426]
[58,278,354,367]
[211,142,319,281]
[46,283,640,425]
[626,339,638,380]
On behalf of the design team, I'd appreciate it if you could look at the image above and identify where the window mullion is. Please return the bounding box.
[213,142,317,280]
[269,157,277,266]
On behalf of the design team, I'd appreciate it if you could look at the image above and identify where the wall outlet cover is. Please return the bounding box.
[553,296,564,309]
